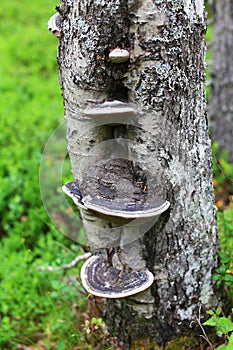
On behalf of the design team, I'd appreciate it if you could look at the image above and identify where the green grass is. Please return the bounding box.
[0,231,86,349]
[0,0,233,349]
[0,0,63,237]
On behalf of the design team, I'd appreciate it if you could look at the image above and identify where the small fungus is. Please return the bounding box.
[81,255,154,298]
[47,13,61,38]
[109,48,130,63]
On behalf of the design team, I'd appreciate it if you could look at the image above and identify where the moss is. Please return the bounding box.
[165,336,198,349]
[131,337,163,350]
[130,336,198,350]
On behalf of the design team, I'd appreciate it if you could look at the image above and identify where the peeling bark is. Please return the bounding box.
[57,0,219,347]
[209,0,233,161]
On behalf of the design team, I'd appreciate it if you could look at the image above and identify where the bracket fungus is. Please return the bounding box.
[47,13,61,38]
[109,48,130,63]
[62,181,169,218]
[81,255,154,298]
[66,158,170,218]
[83,100,137,124]
[63,158,170,220]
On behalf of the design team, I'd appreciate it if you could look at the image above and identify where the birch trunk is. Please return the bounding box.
[57,0,219,347]
[209,0,233,162]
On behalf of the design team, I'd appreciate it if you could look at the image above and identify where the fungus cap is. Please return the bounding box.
[83,100,137,119]
[62,181,87,210]
[109,48,130,63]
[47,13,61,37]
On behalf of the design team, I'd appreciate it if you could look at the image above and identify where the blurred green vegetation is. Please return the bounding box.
[212,145,233,298]
[0,0,232,349]
[0,0,88,348]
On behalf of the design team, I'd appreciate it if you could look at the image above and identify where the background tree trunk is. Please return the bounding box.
[58,0,219,347]
[209,0,233,162]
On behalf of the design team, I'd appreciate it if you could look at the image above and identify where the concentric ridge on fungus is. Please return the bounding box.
[81,255,154,298]
[83,195,170,218]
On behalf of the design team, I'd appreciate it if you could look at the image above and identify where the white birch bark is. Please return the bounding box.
[57,0,219,346]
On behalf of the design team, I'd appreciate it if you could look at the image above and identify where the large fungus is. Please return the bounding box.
[76,158,170,219]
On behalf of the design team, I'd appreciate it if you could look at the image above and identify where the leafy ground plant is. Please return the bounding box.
[212,142,233,210]
[83,317,124,349]
[212,203,233,298]
[203,309,233,349]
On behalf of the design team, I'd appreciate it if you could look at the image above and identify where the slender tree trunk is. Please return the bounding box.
[209,0,233,162]
[57,0,219,347]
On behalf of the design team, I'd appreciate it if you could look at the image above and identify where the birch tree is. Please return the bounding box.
[209,0,233,162]
[55,0,219,347]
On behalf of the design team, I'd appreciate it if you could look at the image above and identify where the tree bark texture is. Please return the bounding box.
[57,0,219,347]
[209,0,233,162]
